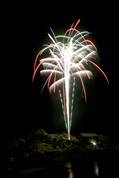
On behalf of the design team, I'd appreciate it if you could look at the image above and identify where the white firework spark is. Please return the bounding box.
[32,19,109,140]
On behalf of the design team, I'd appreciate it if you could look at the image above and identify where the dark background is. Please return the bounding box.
[1,1,119,143]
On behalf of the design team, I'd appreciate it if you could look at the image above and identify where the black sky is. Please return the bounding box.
[1,1,119,142]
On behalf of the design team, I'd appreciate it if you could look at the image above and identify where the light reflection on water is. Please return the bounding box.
[4,153,119,178]
[65,162,74,178]
[64,160,99,178]
[94,161,99,176]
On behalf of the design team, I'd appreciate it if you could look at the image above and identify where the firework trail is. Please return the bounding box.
[32,19,109,140]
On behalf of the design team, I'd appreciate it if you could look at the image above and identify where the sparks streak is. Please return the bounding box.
[32,19,109,140]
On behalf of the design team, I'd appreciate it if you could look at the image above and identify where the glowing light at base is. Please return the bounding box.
[90,140,97,146]
[32,19,109,140]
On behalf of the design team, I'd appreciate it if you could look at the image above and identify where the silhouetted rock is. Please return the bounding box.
[5,129,119,163]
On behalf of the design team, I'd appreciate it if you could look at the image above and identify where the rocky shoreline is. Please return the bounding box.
[6,129,119,161]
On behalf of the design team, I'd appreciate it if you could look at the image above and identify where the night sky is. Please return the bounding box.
[1,2,119,143]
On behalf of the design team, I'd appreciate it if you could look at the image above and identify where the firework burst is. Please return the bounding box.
[32,19,109,140]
